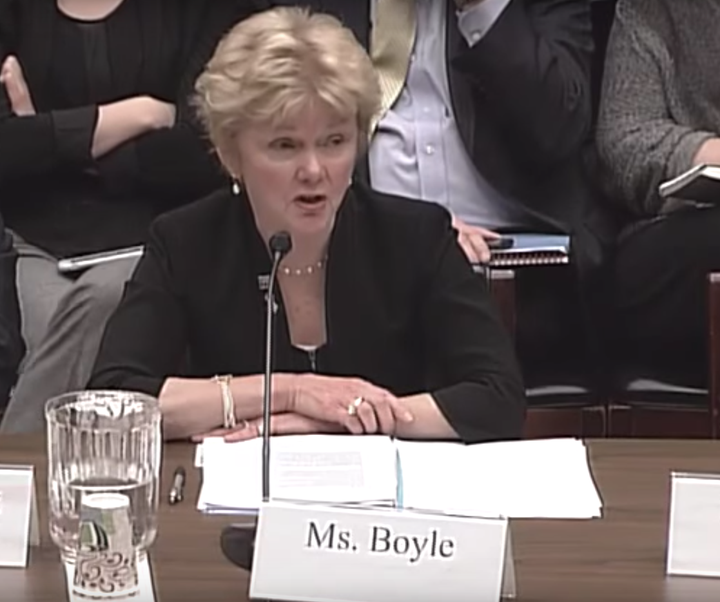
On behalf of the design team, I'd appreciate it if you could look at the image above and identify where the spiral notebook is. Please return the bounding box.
[486,233,570,268]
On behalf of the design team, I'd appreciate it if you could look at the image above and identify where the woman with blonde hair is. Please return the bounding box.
[89,7,525,443]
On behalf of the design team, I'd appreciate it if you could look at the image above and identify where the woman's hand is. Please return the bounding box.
[287,374,414,435]
[191,412,344,443]
[1,55,36,116]
[451,215,501,264]
[693,138,720,167]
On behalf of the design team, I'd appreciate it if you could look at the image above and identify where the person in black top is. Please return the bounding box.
[88,7,526,443]
[0,0,250,432]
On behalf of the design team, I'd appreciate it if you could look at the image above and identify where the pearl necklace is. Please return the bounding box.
[280,257,326,277]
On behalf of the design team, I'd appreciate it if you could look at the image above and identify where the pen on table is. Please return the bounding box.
[168,466,186,505]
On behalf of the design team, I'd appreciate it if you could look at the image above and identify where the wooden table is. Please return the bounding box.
[3,436,720,601]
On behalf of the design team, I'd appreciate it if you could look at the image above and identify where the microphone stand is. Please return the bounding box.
[220,232,291,574]
[262,232,292,502]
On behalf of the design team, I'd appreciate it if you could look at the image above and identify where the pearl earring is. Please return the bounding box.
[231,179,241,195]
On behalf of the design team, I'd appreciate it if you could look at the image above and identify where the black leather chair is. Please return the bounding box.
[487,269,607,439]
[607,273,720,438]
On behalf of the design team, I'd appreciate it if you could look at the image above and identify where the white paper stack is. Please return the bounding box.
[396,437,602,519]
[197,434,398,514]
[196,435,602,520]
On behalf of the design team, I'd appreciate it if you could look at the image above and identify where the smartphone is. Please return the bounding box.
[57,245,144,274]
[488,237,514,251]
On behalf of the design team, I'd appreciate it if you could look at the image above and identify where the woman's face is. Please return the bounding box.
[232,100,358,241]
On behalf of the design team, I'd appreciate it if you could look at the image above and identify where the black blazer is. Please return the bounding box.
[0,0,248,255]
[89,185,526,443]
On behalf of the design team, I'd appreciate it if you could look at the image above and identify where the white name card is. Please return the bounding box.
[0,465,39,568]
[250,500,515,602]
[667,472,720,577]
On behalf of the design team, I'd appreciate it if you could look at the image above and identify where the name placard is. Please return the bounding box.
[250,501,515,602]
[0,465,39,568]
[667,472,720,577]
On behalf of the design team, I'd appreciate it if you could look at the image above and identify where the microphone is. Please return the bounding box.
[219,231,291,573]
[262,231,292,501]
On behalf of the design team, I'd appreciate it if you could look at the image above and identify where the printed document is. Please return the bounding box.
[198,434,397,513]
[197,435,602,519]
[396,437,602,519]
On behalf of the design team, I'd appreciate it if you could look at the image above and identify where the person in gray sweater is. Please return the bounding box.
[596,0,720,381]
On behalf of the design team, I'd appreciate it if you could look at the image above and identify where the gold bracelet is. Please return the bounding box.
[213,374,236,429]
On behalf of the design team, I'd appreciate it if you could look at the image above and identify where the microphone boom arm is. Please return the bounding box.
[262,231,292,502]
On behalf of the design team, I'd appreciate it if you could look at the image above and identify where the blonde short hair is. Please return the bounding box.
[194,7,382,156]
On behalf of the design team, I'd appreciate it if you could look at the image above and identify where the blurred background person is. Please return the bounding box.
[596,0,720,385]
[0,0,250,433]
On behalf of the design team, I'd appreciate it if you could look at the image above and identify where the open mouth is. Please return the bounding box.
[294,194,327,207]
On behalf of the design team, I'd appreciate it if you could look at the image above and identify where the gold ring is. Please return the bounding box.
[347,396,364,416]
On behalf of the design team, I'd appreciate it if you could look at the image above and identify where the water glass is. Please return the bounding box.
[45,390,162,565]
[72,491,140,599]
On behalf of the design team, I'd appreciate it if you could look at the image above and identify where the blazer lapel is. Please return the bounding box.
[323,190,362,373]
[322,188,391,378]
[21,1,53,85]
[106,0,155,97]
[22,0,82,107]
[235,192,301,374]
[445,2,475,153]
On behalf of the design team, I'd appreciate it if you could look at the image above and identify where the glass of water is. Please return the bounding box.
[45,390,162,565]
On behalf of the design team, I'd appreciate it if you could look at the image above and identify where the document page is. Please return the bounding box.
[198,434,397,514]
[396,437,602,519]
